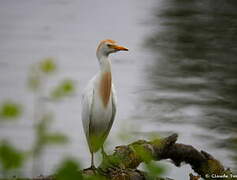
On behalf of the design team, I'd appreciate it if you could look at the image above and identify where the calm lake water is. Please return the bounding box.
[0,0,236,179]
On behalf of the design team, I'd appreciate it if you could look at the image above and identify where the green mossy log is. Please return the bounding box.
[84,133,233,180]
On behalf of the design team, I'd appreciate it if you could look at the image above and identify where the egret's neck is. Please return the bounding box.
[97,53,111,73]
[96,53,112,107]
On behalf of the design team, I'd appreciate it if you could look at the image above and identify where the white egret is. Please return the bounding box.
[81,39,128,169]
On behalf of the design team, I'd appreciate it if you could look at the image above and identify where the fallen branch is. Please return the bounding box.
[84,133,233,180]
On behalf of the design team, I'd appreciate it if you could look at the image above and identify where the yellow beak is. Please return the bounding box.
[112,45,129,51]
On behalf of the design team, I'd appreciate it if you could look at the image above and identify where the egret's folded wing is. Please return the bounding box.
[81,78,95,142]
[111,83,117,126]
[102,83,117,140]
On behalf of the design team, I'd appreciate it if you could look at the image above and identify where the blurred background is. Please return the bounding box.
[0,0,236,179]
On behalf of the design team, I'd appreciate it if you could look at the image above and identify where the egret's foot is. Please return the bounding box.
[89,165,97,171]
[84,165,96,171]
[83,166,97,176]
[83,165,97,175]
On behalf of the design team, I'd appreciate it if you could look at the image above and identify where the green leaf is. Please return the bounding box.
[39,58,56,74]
[0,141,24,171]
[0,101,22,120]
[55,159,82,180]
[44,133,68,145]
[32,113,68,158]
[84,174,107,180]
[132,144,153,163]
[35,113,52,137]
[33,113,53,156]
[27,73,41,91]
[51,79,75,99]
[145,162,166,179]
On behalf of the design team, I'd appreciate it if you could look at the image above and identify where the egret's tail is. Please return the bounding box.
[88,134,106,153]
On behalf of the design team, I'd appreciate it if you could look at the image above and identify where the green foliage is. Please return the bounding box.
[55,159,107,180]
[99,154,121,173]
[84,174,107,180]
[132,144,152,163]
[39,58,56,74]
[44,133,68,144]
[28,58,57,91]
[28,59,74,175]
[0,59,76,177]
[144,161,166,180]
[27,72,41,91]
[33,113,68,157]
[0,101,22,120]
[0,141,24,172]
[55,159,82,180]
[51,79,75,99]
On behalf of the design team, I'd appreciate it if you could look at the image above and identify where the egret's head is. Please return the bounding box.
[96,39,128,58]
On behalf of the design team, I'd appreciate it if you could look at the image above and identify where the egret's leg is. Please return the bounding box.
[101,146,108,158]
[90,152,96,169]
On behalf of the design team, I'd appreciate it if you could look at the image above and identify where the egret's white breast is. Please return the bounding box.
[90,72,113,135]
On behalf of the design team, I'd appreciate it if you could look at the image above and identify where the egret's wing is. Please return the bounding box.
[81,77,95,143]
[102,83,117,140]
[110,84,117,128]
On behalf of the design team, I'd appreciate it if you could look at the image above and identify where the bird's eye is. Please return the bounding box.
[107,44,112,47]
